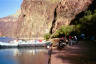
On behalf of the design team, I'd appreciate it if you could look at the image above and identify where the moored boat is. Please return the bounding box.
[0,39,52,48]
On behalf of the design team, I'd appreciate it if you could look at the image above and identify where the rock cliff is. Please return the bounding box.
[17,0,92,39]
[0,10,21,37]
[17,0,60,39]
[0,0,93,39]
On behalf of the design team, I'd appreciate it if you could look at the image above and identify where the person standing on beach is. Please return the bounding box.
[69,35,73,45]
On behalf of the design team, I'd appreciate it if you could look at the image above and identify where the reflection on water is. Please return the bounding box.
[0,48,49,64]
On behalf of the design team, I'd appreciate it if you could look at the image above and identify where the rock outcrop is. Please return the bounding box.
[52,0,92,33]
[0,10,21,37]
[17,0,92,39]
[17,0,60,39]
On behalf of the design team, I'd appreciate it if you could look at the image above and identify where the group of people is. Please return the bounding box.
[58,35,78,48]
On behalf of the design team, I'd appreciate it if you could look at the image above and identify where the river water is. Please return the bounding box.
[0,48,49,64]
[0,37,49,64]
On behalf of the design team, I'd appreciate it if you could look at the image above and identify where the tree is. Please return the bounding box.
[51,25,75,38]
[72,9,96,37]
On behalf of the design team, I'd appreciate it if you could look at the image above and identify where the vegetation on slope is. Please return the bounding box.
[44,0,96,40]
[71,0,96,37]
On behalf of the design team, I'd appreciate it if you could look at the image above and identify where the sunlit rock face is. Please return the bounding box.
[0,10,21,37]
[52,0,92,33]
[17,0,60,39]
[17,0,92,39]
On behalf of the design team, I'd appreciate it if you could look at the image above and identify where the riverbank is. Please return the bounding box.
[51,41,96,64]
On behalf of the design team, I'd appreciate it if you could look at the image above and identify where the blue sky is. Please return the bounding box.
[0,0,23,18]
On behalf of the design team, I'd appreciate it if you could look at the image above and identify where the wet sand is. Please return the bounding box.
[51,41,96,64]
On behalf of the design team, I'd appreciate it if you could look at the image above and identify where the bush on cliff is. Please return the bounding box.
[44,33,51,40]
[72,9,96,36]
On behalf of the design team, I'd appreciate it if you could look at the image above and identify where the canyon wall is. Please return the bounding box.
[0,0,93,39]
[0,10,21,37]
[17,0,92,39]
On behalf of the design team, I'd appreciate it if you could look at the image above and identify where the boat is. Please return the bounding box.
[0,39,52,48]
[18,40,47,47]
[0,40,18,48]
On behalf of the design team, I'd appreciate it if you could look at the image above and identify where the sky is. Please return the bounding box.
[0,0,23,18]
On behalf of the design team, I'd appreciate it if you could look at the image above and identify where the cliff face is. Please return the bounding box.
[52,0,92,33]
[17,0,92,39]
[0,0,92,38]
[17,0,60,38]
[0,10,21,37]
[0,16,17,37]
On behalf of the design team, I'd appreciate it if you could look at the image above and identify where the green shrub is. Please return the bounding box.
[44,33,51,40]
[52,25,75,38]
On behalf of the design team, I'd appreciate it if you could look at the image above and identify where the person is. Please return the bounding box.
[69,35,73,45]
[65,37,68,44]
[81,33,85,40]
[74,35,78,44]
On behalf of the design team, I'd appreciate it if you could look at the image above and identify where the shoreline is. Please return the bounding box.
[50,41,96,64]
